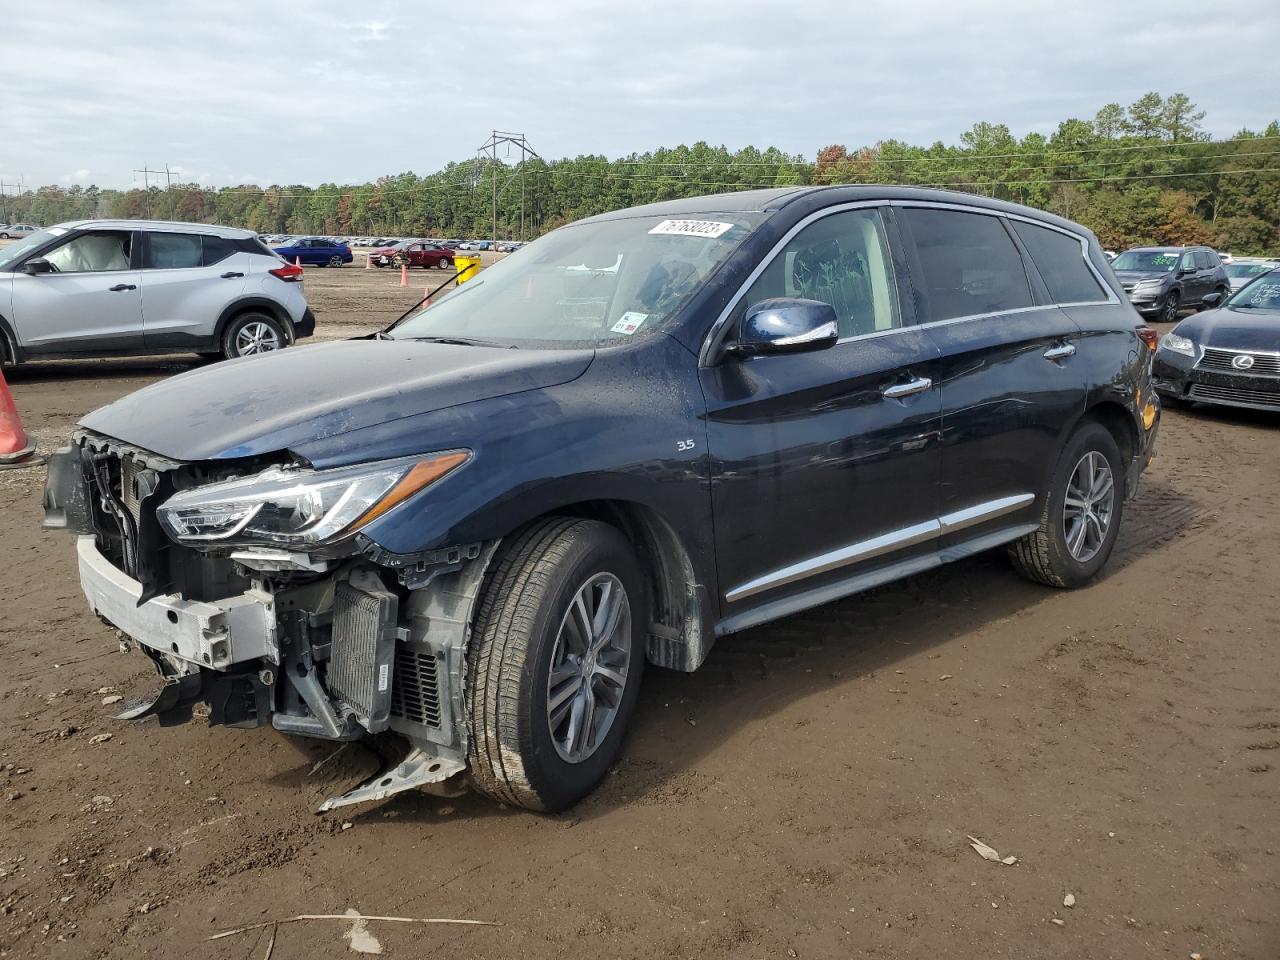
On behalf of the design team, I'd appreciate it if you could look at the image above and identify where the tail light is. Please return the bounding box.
[269,262,304,283]
[1137,326,1159,352]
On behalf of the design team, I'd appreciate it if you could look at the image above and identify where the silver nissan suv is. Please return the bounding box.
[0,219,316,364]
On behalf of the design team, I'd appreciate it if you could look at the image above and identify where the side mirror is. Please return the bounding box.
[22,258,53,276]
[728,298,839,358]
[1201,291,1223,308]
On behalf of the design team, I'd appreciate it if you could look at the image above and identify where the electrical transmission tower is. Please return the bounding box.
[476,131,540,242]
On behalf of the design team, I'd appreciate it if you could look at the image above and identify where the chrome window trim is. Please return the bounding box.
[1197,344,1280,358]
[699,199,1118,366]
[724,493,1034,603]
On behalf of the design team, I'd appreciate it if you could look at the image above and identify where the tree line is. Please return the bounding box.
[4,93,1278,254]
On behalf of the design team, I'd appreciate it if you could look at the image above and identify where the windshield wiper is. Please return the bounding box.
[409,335,515,348]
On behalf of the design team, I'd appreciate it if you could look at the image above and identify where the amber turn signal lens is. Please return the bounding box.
[350,451,470,528]
[1143,400,1158,430]
[1137,326,1159,352]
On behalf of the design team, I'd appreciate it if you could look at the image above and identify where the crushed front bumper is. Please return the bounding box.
[78,536,277,670]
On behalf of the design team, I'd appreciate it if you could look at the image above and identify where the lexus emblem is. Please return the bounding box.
[1232,354,1256,370]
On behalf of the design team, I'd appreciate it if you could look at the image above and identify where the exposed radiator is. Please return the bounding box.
[328,576,399,731]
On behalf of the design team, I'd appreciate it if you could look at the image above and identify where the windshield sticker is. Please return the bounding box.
[611,312,648,335]
[648,219,734,239]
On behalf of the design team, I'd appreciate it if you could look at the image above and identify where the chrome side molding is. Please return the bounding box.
[726,493,1035,603]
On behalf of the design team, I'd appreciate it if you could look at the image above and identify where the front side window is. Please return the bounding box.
[742,208,901,338]
[1011,220,1107,304]
[146,232,203,269]
[390,212,763,348]
[902,208,1032,320]
[43,231,132,273]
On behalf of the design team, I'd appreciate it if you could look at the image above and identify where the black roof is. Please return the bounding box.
[579,184,1097,239]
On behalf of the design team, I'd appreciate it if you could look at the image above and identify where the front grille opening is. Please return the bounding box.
[390,648,442,728]
[1189,383,1280,407]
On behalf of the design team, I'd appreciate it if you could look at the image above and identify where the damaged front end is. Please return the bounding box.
[43,431,492,811]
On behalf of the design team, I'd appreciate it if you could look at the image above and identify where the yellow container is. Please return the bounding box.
[454,255,481,284]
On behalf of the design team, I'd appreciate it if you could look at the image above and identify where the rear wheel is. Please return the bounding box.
[438,257,450,269]
[1009,421,1124,588]
[222,312,287,360]
[328,255,344,267]
[465,517,646,812]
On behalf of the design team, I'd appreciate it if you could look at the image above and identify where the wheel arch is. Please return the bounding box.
[0,313,19,364]
[496,499,714,673]
[214,297,295,347]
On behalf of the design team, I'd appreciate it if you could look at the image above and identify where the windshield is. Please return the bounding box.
[0,226,68,272]
[1112,250,1179,272]
[389,213,764,347]
[1226,262,1272,279]
[1226,271,1280,310]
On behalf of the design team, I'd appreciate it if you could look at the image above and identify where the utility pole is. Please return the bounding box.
[134,164,174,189]
[476,131,540,242]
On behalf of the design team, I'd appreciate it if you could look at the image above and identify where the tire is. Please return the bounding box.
[438,257,450,269]
[1159,290,1180,323]
[328,255,344,267]
[466,517,646,812]
[221,312,287,360]
[1008,421,1125,589]
[374,260,385,268]
[0,233,9,240]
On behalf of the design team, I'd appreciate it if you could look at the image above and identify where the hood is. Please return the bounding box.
[1175,306,1280,352]
[1114,270,1171,284]
[80,338,594,462]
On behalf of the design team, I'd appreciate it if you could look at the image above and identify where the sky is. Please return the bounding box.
[2,0,1278,191]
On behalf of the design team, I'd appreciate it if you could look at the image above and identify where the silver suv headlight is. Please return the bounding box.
[1132,278,1165,292]
[156,451,469,548]
[1159,332,1197,357]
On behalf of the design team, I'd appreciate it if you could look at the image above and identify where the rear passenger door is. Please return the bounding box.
[140,231,249,349]
[897,204,1084,547]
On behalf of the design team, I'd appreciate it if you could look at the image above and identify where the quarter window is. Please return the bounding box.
[146,232,203,269]
[1010,220,1107,304]
[902,208,1033,320]
[743,208,901,339]
[42,231,132,273]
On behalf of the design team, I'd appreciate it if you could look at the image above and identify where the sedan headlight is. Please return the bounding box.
[1159,332,1197,357]
[156,451,469,548]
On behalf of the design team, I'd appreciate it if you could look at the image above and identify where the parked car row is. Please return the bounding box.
[0,223,39,239]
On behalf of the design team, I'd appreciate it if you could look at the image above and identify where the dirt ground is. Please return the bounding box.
[1,262,1278,959]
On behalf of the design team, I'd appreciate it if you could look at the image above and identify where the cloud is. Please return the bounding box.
[1,0,1277,190]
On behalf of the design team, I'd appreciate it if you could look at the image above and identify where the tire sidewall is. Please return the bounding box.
[1044,422,1125,586]
[222,312,286,360]
[519,526,646,811]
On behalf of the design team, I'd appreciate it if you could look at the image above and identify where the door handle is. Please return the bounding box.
[220,271,244,279]
[882,377,932,399]
[107,283,137,292]
[1043,343,1076,361]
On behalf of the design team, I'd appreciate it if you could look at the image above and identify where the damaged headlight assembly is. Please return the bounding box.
[156,450,470,549]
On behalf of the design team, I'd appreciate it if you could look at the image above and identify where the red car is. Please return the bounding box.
[371,241,454,269]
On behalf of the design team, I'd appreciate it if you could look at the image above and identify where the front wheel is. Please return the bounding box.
[466,518,646,812]
[222,312,287,360]
[1009,421,1124,589]
[1159,291,1181,323]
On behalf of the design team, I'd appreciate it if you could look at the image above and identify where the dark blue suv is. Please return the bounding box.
[272,236,353,267]
[44,186,1158,814]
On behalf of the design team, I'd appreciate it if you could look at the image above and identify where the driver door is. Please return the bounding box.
[10,229,144,355]
[698,206,943,624]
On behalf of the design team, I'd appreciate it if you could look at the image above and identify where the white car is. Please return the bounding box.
[0,224,37,239]
[0,219,317,364]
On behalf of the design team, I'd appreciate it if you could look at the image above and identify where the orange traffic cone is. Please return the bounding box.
[365,254,371,270]
[0,367,40,469]
[422,287,431,307]
[399,263,408,288]
[294,255,301,268]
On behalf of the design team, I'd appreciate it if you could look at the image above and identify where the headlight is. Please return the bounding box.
[1159,332,1197,357]
[1132,279,1165,292]
[156,451,469,548]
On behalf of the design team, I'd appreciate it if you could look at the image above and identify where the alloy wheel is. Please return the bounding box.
[328,255,344,267]
[546,572,631,764]
[1161,293,1180,323]
[1062,451,1115,563]
[235,321,282,356]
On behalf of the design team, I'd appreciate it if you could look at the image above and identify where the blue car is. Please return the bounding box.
[273,236,353,267]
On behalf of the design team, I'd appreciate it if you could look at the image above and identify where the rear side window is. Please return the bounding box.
[902,208,1032,320]
[1011,221,1107,304]
[147,232,203,269]
[201,235,235,266]
[1196,250,1217,269]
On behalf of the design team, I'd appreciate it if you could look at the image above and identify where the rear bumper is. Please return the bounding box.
[77,536,277,670]
[295,307,317,339]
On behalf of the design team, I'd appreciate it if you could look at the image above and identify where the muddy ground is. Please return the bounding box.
[1,262,1278,959]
